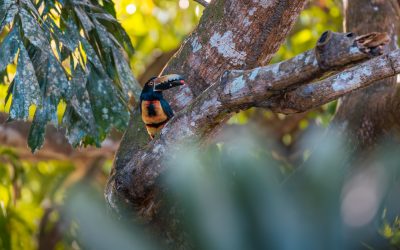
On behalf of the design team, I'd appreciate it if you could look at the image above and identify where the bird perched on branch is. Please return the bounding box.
[140,74,185,139]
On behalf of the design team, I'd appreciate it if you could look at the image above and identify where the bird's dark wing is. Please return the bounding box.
[139,96,143,114]
[160,98,174,119]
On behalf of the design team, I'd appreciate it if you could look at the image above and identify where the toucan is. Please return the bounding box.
[140,74,185,139]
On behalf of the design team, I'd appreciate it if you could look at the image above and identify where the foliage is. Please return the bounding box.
[0,0,140,151]
[34,128,400,250]
[158,129,400,250]
[116,0,203,77]
[1,1,400,250]
[0,1,203,248]
[380,211,400,247]
[0,147,75,250]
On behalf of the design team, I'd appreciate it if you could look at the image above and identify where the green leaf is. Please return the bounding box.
[39,0,56,16]
[0,1,18,34]
[19,7,49,48]
[29,45,69,101]
[63,105,98,147]
[47,18,77,52]
[9,44,41,121]
[80,38,105,73]
[102,0,116,17]
[63,66,97,146]
[74,7,94,33]
[20,0,41,18]
[86,63,129,140]
[0,25,20,72]
[112,48,141,100]
[28,97,51,152]
[2,0,137,149]
[96,16,134,57]
[26,45,69,151]
[92,12,118,23]
[116,27,135,57]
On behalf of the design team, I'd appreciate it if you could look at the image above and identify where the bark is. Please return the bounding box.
[193,0,209,7]
[105,0,400,246]
[333,0,400,152]
[115,32,395,207]
[108,0,308,211]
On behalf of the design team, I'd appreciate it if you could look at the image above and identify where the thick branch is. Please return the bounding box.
[113,0,308,165]
[265,51,399,113]
[109,0,309,210]
[116,32,395,206]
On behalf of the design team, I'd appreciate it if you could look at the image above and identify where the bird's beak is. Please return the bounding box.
[153,74,185,91]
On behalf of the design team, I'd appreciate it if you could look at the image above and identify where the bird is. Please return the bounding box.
[140,74,185,139]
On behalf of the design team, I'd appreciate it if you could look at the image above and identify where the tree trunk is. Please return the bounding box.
[334,0,400,152]
[105,0,400,248]
[109,0,308,213]
[107,1,308,246]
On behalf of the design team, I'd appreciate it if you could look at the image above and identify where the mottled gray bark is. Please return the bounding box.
[108,0,308,214]
[115,32,395,208]
[105,0,400,247]
[333,0,400,152]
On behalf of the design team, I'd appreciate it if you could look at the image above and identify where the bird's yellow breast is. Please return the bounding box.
[141,100,168,124]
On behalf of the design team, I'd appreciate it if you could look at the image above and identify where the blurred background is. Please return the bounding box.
[2,0,400,249]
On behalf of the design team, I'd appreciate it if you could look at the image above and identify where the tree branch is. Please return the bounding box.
[264,51,399,113]
[108,0,309,212]
[193,0,209,7]
[116,0,309,151]
[113,31,393,211]
[0,113,119,162]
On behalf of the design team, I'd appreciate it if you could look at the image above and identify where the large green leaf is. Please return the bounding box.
[74,6,94,33]
[102,0,116,18]
[8,44,41,121]
[25,45,70,151]
[1,0,139,151]
[0,26,20,72]
[0,0,18,34]
[63,66,97,146]
[80,38,105,73]
[112,48,141,100]
[86,63,129,141]
[47,18,77,52]
[19,7,49,48]
[28,96,53,152]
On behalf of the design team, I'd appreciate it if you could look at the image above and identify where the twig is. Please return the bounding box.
[193,0,209,7]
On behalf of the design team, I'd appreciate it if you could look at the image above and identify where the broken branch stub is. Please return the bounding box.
[315,31,390,70]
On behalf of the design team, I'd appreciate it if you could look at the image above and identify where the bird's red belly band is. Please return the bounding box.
[141,101,168,124]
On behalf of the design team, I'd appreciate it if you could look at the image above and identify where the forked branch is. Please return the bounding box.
[112,31,393,215]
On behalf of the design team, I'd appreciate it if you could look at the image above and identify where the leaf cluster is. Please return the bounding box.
[0,0,140,151]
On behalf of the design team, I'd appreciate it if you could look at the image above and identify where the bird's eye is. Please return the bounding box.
[149,82,153,86]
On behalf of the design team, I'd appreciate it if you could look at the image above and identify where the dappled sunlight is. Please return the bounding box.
[1,0,399,249]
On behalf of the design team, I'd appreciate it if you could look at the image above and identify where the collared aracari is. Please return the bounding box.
[140,74,185,139]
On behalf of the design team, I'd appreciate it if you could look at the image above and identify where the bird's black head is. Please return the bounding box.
[142,74,185,94]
